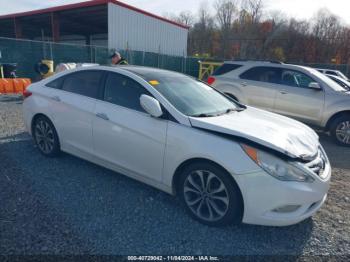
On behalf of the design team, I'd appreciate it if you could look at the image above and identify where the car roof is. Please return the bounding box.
[223,60,314,71]
[119,65,186,77]
[316,68,340,73]
[224,60,283,65]
[56,64,188,80]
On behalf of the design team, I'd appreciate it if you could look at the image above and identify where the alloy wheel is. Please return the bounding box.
[183,170,230,222]
[335,120,350,145]
[35,120,55,154]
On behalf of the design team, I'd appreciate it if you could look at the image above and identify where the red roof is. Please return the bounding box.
[0,0,189,29]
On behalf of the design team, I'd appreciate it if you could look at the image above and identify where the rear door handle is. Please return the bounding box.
[280,91,288,94]
[50,95,61,102]
[96,112,109,121]
[241,82,248,87]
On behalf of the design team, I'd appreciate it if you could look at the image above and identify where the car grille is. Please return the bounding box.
[304,148,327,179]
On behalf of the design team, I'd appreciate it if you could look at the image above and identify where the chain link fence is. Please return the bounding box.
[0,37,199,80]
[0,37,349,81]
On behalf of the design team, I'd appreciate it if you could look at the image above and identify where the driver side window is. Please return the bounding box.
[104,73,151,113]
[281,70,315,89]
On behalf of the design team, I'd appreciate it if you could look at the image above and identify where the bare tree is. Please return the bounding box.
[185,2,350,68]
[214,0,238,58]
[313,8,343,62]
[243,0,263,24]
[189,2,215,56]
[215,0,237,30]
[176,11,195,27]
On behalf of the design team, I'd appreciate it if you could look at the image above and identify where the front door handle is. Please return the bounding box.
[50,95,61,102]
[96,112,109,121]
[280,91,288,94]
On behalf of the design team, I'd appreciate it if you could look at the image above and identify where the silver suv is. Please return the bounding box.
[209,61,350,146]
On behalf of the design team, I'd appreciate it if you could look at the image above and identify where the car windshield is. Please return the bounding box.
[337,71,349,81]
[328,75,350,89]
[125,68,240,116]
[307,68,347,92]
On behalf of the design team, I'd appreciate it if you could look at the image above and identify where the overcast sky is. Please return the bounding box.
[0,0,349,24]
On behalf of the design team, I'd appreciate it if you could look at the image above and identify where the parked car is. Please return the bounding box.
[316,68,350,82]
[326,74,350,91]
[23,66,330,227]
[209,61,350,146]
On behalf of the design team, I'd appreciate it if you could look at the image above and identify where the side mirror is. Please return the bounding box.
[308,82,321,90]
[140,95,163,118]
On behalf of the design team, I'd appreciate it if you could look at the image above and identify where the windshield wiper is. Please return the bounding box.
[191,107,246,117]
[190,113,217,117]
[216,108,245,116]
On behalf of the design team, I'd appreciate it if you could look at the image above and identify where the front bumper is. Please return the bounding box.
[234,163,331,226]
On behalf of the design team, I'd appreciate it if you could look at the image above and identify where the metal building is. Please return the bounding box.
[0,0,189,56]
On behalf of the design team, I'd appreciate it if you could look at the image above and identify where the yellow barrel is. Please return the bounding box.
[41,60,54,78]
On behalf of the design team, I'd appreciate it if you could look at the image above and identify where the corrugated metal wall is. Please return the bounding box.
[108,3,188,56]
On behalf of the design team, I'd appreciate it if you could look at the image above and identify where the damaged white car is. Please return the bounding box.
[23,66,331,226]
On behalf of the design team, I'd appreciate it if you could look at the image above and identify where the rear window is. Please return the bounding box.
[240,66,281,84]
[213,64,242,76]
[326,71,337,76]
[46,77,64,89]
[61,70,103,99]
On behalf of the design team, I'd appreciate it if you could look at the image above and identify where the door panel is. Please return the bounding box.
[273,70,325,124]
[92,72,167,182]
[240,80,278,110]
[43,70,103,155]
[239,66,282,110]
[93,101,167,182]
[50,90,96,154]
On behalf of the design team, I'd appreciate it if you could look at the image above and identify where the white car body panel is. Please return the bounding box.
[189,107,319,159]
[23,66,331,226]
[49,89,96,155]
[93,100,167,183]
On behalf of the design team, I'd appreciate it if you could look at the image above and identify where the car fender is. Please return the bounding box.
[23,84,56,136]
[163,122,260,194]
[322,98,350,127]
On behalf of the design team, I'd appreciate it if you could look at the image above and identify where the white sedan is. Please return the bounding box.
[22,66,331,226]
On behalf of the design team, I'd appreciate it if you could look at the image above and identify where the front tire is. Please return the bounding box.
[33,116,60,157]
[179,162,243,226]
[330,115,350,146]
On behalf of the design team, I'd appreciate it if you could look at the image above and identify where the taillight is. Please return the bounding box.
[207,76,216,85]
[23,90,32,99]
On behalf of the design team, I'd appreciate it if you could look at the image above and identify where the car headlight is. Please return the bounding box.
[241,144,314,183]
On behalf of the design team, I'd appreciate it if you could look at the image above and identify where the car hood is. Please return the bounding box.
[189,107,319,159]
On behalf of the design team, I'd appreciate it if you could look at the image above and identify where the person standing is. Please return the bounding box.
[110,51,128,65]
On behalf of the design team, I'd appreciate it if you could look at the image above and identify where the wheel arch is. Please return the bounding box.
[31,113,60,144]
[31,113,50,135]
[325,110,350,131]
[172,158,243,202]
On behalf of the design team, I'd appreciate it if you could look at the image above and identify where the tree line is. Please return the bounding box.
[166,0,350,64]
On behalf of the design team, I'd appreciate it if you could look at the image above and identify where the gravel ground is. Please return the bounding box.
[0,95,349,256]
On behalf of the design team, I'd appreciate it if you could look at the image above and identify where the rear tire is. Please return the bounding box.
[178,162,243,226]
[33,116,61,157]
[330,115,350,146]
